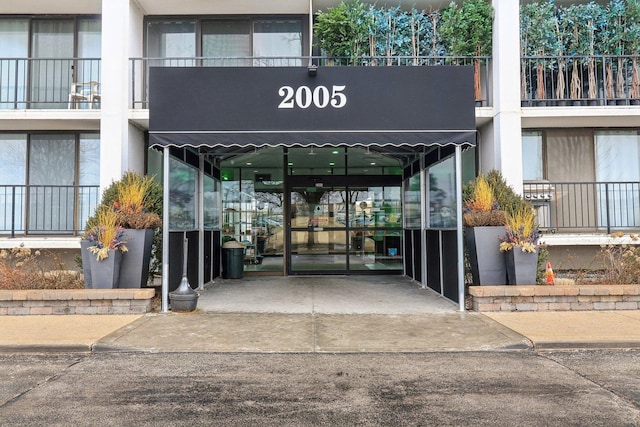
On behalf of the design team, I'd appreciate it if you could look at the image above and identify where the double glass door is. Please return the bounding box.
[287,176,403,274]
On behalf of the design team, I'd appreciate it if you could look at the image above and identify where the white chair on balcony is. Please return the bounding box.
[68,81,100,109]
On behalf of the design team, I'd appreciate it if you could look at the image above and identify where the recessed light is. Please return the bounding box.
[370,162,376,166]
[332,150,339,154]
[288,162,293,166]
[246,162,252,166]
[329,162,335,166]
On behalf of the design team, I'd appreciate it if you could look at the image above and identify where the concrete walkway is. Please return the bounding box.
[2,276,640,353]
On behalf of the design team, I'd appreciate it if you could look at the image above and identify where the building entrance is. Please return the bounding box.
[287,175,402,275]
[220,147,404,275]
[149,65,476,310]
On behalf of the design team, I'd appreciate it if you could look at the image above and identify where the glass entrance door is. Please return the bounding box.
[287,177,404,275]
[289,184,348,273]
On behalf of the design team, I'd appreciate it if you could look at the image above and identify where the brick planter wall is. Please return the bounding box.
[0,289,155,315]
[469,285,640,312]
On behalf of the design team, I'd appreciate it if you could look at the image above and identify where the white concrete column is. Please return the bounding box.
[485,0,523,194]
[100,0,145,190]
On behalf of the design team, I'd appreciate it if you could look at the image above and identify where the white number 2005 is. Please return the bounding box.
[278,85,347,109]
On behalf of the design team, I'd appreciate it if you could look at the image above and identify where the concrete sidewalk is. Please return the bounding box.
[3,276,640,353]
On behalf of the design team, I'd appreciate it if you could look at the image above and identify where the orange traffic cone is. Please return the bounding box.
[545,262,555,285]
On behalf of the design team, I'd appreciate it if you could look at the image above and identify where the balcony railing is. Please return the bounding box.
[0,58,101,110]
[129,55,491,109]
[524,181,640,234]
[522,55,640,107]
[0,185,100,237]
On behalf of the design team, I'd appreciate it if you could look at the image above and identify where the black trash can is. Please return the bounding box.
[222,240,245,279]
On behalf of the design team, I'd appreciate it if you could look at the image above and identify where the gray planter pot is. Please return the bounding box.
[465,226,507,286]
[88,249,122,289]
[119,228,155,288]
[80,239,93,289]
[504,249,538,285]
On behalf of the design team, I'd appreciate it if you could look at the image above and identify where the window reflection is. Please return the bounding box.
[428,157,457,228]
[169,158,197,230]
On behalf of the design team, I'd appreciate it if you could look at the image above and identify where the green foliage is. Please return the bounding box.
[314,0,372,61]
[520,1,558,57]
[440,0,493,57]
[599,0,626,55]
[485,169,532,214]
[314,2,468,62]
[85,171,163,276]
[86,171,163,232]
[625,0,640,54]
[563,2,604,57]
[463,170,533,228]
[536,247,550,285]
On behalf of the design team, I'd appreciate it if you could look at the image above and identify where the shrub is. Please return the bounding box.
[597,232,640,285]
[463,172,506,226]
[0,246,83,290]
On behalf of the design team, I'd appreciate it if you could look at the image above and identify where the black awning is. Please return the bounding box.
[149,66,476,149]
[149,130,476,149]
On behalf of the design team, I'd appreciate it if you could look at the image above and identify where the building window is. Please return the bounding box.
[169,157,198,230]
[428,156,457,228]
[404,173,421,229]
[522,131,543,181]
[202,20,251,62]
[0,133,99,234]
[0,17,101,109]
[595,130,640,229]
[146,17,304,64]
[146,21,196,61]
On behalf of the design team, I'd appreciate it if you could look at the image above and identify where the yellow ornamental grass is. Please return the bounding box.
[87,208,128,261]
[115,174,155,215]
[465,175,494,211]
[500,206,538,253]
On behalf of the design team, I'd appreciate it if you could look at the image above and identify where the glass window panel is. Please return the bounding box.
[202,20,250,66]
[29,134,75,185]
[290,230,347,271]
[0,134,27,233]
[78,134,100,231]
[31,20,74,108]
[78,134,100,185]
[0,19,28,109]
[595,131,640,181]
[169,157,197,230]
[77,19,101,84]
[522,132,543,180]
[0,134,27,185]
[253,19,302,66]
[404,174,421,229]
[147,21,196,66]
[595,131,640,229]
[203,174,219,230]
[428,157,457,228]
[28,134,75,232]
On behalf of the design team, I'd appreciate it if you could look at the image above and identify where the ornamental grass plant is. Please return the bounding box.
[85,208,128,261]
[500,206,539,253]
[462,174,507,227]
[86,171,162,231]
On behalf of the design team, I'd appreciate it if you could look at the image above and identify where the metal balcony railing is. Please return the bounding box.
[129,55,491,109]
[0,185,100,236]
[0,58,101,110]
[523,181,640,234]
[522,55,640,107]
